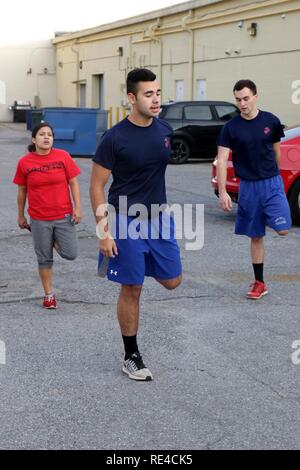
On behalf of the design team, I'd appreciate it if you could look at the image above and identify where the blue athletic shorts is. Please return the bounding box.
[235,175,291,238]
[98,212,182,285]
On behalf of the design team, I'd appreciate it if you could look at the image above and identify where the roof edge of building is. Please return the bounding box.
[52,0,223,44]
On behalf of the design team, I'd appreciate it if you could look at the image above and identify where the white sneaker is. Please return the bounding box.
[122,352,153,381]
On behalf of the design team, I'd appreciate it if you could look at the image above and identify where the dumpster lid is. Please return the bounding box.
[10,100,32,109]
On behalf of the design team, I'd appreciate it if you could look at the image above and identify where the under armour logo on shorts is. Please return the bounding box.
[274,216,287,225]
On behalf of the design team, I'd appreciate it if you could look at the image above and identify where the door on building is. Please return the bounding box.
[175,80,184,101]
[196,79,207,100]
[92,74,104,108]
[79,83,86,108]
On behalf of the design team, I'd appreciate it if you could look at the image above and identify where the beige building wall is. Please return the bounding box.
[0,40,57,122]
[53,0,300,126]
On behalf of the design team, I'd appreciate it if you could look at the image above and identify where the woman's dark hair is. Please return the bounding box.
[233,79,257,95]
[28,121,54,152]
[126,68,156,95]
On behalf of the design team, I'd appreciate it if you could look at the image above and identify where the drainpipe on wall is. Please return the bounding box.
[71,41,80,106]
[148,18,162,92]
[182,10,194,100]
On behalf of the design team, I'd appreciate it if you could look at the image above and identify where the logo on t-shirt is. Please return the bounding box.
[26,161,65,174]
[164,137,171,148]
[263,127,271,135]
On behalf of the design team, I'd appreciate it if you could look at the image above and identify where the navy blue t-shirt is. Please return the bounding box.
[93,117,173,214]
[217,110,284,180]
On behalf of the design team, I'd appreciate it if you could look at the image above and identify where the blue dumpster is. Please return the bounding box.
[42,107,108,156]
[26,109,32,130]
[26,109,43,131]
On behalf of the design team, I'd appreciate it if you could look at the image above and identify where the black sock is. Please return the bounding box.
[253,263,264,283]
[122,335,138,358]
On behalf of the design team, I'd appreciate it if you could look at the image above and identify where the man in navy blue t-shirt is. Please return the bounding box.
[217,79,291,300]
[90,68,182,381]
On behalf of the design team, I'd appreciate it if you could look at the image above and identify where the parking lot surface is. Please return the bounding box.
[1,123,300,450]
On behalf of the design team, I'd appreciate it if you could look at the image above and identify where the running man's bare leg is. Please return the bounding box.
[247,237,268,299]
[277,230,289,236]
[156,274,182,290]
[118,284,153,380]
[117,284,143,336]
[250,237,264,264]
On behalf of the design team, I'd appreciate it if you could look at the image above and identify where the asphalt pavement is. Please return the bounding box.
[0,123,300,450]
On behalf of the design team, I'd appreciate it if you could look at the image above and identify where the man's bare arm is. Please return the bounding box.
[216,146,233,212]
[89,163,118,257]
[273,142,281,169]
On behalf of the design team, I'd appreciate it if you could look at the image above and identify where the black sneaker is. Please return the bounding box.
[122,352,153,381]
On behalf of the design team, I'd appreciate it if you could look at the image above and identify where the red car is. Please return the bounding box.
[211,126,300,225]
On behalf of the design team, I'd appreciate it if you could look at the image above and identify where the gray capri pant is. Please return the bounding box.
[30,216,78,268]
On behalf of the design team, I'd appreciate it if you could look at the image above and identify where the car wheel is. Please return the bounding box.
[171,138,190,164]
[288,179,300,225]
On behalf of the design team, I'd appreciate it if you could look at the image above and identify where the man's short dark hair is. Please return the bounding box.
[233,79,257,95]
[126,68,156,95]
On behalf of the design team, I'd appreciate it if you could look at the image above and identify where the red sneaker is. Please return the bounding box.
[43,294,57,309]
[247,281,268,300]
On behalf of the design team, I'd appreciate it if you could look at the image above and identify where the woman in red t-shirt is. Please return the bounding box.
[13,122,82,309]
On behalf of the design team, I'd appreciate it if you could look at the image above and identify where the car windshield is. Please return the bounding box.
[281,127,300,141]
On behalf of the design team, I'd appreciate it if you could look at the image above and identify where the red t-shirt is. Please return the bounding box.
[13,148,81,221]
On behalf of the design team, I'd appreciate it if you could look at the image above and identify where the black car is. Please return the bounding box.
[159,101,239,163]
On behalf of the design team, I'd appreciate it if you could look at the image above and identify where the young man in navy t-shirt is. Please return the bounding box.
[90,68,182,381]
[217,79,291,300]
